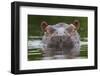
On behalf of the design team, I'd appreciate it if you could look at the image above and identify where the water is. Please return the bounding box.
[28,38,88,60]
[28,40,43,49]
[28,39,88,50]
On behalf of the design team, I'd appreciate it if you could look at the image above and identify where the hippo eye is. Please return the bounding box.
[66,27,72,33]
[64,29,68,33]
[50,28,55,33]
[46,26,56,34]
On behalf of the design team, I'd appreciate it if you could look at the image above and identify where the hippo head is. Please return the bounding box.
[41,20,80,51]
[41,20,80,36]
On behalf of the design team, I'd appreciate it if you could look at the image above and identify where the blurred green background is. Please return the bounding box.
[28,15,88,61]
[28,15,88,37]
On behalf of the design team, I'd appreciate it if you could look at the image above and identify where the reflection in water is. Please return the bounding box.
[28,40,43,49]
[28,39,87,50]
[28,38,88,60]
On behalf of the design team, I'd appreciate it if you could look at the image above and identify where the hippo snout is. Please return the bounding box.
[48,35,74,50]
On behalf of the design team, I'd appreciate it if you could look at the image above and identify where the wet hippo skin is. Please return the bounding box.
[41,20,80,59]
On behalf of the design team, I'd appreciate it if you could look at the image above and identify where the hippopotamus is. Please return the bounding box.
[40,20,80,59]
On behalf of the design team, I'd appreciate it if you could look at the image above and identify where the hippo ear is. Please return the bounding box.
[72,20,80,30]
[41,21,48,32]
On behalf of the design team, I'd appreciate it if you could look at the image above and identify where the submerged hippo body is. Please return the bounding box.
[41,20,80,59]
